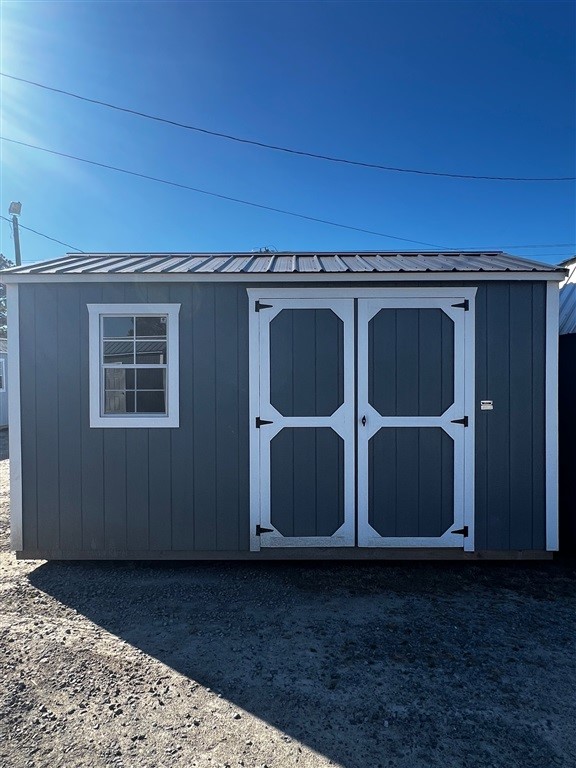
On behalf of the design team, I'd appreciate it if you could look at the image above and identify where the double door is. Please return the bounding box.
[249,289,475,551]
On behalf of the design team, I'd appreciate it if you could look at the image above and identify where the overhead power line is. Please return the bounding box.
[0,214,84,252]
[2,137,573,254]
[0,136,444,248]
[1,71,574,183]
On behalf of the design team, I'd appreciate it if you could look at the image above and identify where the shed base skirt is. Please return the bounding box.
[16,548,554,561]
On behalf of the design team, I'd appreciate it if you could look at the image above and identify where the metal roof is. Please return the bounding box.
[0,251,564,276]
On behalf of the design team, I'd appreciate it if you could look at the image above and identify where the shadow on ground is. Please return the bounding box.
[29,559,576,767]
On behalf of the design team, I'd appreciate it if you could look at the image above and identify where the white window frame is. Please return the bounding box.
[0,358,5,392]
[88,303,180,428]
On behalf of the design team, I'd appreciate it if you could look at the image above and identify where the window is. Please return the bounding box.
[0,359,5,392]
[88,304,180,428]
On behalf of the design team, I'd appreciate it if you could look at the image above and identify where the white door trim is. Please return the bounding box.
[248,287,476,552]
[356,290,476,549]
[249,295,355,550]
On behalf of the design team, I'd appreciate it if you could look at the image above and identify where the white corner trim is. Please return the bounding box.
[545,282,560,550]
[463,293,476,552]
[87,303,181,428]
[7,285,23,550]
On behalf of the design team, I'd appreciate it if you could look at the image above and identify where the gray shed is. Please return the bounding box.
[1,251,564,560]
[0,338,7,428]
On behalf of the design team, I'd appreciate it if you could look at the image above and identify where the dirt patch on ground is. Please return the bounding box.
[1,429,575,767]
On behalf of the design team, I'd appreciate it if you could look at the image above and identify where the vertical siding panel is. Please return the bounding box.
[103,433,127,550]
[418,309,441,415]
[485,284,511,549]
[396,428,420,535]
[148,431,172,549]
[19,287,38,550]
[292,429,316,535]
[215,285,240,550]
[315,309,343,416]
[192,284,217,549]
[419,428,441,535]
[474,286,488,550]
[369,428,396,536]
[270,429,295,536]
[35,284,60,550]
[315,427,344,534]
[170,284,194,550]
[102,284,127,551]
[123,282,150,550]
[126,430,149,550]
[509,285,534,549]
[269,309,294,415]
[145,284,172,549]
[292,311,316,415]
[236,286,250,550]
[369,309,396,415]
[532,283,547,549]
[57,286,82,550]
[80,284,105,551]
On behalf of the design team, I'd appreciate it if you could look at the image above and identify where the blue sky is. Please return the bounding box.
[0,0,574,265]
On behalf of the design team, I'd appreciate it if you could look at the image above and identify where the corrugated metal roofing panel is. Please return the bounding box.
[245,256,274,272]
[296,255,321,272]
[317,254,348,272]
[220,255,254,273]
[163,256,213,273]
[560,263,576,334]
[1,251,565,276]
[274,255,296,272]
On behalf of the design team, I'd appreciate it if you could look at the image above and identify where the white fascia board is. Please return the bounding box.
[0,271,565,284]
[247,287,479,299]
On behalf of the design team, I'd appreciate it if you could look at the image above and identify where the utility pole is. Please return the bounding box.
[8,202,22,266]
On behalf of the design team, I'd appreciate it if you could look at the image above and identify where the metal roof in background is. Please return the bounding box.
[0,251,565,276]
[560,261,576,334]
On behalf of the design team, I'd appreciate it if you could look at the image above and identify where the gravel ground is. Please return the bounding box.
[1,428,576,768]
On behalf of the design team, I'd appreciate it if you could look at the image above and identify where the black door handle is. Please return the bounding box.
[361,415,367,427]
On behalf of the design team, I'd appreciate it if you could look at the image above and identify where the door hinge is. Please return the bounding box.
[255,300,273,312]
[451,416,469,427]
[255,417,273,428]
[452,299,469,311]
[256,525,274,536]
[452,526,469,537]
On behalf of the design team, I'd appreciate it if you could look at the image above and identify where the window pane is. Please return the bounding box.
[105,368,135,390]
[105,390,136,414]
[137,368,165,390]
[103,341,134,365]
[136,390,166,413]
[136,341,167,364]
[135,316,167,338]
[103,316,134,338]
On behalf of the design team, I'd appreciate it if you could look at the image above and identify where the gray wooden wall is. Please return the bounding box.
[16,280,548,556]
